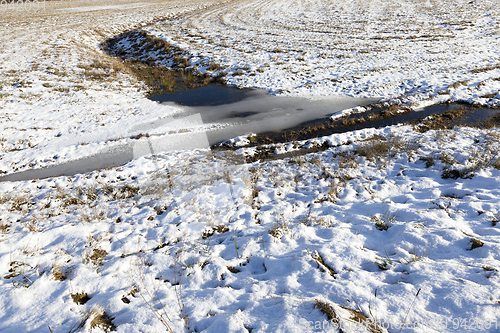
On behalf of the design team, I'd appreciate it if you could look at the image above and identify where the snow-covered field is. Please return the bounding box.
[1,0,500,332]
[146,0,500,103]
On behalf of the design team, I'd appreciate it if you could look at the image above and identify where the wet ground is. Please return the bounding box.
[152,84,380,144]
[241,102,500,147]
[1,84,498,182]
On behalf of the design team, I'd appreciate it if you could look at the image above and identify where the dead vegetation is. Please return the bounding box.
[52,264,72,281]
[311,250,337,278]
[62,197,84,207]
[131,249,190,333]
[439,141,500,179]
[0,223,9,233]
[83,248,108,271]
[410,106,480,132]
[90,310,116,332]
[4,260,34,280]
[471,64,500,74]
[314,299,385,333]
[469,237,484,250]
[420,156,435,168]
[65,305,116,333]
[268,218,292,239]
[102,30,221,96]
[8,194,33,212]
[354,136,419,163]
[71,292,91,305]
[223,103,420,151]
[314,299,339,323]
[202,225,229,239]
[371,211,397,231]
[77,59,128,82]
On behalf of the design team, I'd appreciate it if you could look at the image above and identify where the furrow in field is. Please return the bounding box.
[146,0,500,104]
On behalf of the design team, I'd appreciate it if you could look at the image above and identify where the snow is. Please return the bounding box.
[146,0,500,106]
[2,125,500,332]
[1,0,500,332]
[57,3,148,13]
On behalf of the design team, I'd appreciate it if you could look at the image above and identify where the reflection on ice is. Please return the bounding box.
[0,114,211,182]
[153,85,378,145]
[131,114,209,158]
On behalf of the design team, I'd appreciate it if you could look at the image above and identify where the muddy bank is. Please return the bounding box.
[228,103,500,149]
[101,29,223,96]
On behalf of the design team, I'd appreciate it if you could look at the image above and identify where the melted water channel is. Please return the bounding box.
[1,84,498,182]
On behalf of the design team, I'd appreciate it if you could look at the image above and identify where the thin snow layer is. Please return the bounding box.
[1,1,500,332]
[147,0,500,105]
[1,0,499,176]
[1,126,500,332]
[0,0,222,175]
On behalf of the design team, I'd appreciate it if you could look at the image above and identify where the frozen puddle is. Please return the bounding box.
[152,85,380,145]
[0,86,376,182]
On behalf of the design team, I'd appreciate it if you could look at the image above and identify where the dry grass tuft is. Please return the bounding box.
[268,219,292,239]
[68,306,99,333]
[0,193,11,204]
[441,169,474,180]
[314,299,337,321]
[202,225,230,239]
[83,248,108,271]
[90,310,116,332]
[89,249,108,262]
[315,299,385,333]
[492,214,500,227]
[341,305,385,333]
[311,250,337,278]
[9,194,32,212]
[355,139,391,162]
[0,223,9,233]
[355,136,419,163]
[371,212,397,231]
[22,217,44,233]
[67,305,115,333]
[207,62,222,71]
[226,266,241,274]
[71,292,91,305]
[420,156,435,168]
[337,151,359,169]
[52,264,72,281]
[118,184,139,199]
[63,197,84,207]
[469,237,484,250]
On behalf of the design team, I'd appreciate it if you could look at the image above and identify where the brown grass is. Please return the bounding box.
[420,156,435,168]
[412,107,469,132]
[9,194,32,212]
[471,64,500,74]
[52,264,71,281]
[355,138,391,162]
[71,292,91,305]
[227,266,241,273]
[102,30,219,96]
[63,197,84,207]
[0,223,9,233]
[371,212,397,231]
[314,299,338,321]
[314,299,385,333]
[89,249,108,261]
[202,225,230,239]
[469,237,484,250]
[311,250,337,278]
[90,311,116,332]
